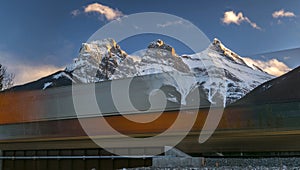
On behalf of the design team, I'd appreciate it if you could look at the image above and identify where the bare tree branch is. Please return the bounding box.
[0,64,14,91]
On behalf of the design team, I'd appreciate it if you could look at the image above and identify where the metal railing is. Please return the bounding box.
[0,155,171,160]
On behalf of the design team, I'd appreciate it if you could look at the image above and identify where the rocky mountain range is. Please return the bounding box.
[10,38,274,106]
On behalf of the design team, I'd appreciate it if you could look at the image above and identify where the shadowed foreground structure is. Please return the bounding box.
[0,74,299,169]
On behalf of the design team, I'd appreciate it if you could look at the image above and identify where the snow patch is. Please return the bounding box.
[52,72,76,83]
[43,82,53,90]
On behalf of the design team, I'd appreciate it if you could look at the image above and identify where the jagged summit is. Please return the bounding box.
[210,38,248,66]
[78,38,127,60]
[209,38,270,74]
[66,37,273,105]
[148,39,176,56]
[66,38,128,83]
[181,38,274,105]
[11,37,274,106]
[140,39,189,74]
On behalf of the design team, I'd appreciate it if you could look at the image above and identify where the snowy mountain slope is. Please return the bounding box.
[64,39,195,104]
[9,71,74,92]
[109,41,187,79]
[233,66,300,105]
[9,38,274,106]
[65,38,273,105]
[181,38,274,105]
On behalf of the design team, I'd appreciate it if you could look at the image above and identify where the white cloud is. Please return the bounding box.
[222,11,261,30]
[243,58,291,76]
[157,20,183,28]
[272,9,296,18]
[84,3,123,21]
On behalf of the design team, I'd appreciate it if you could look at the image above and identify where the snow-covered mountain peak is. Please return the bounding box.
[65,38,128,83]
[209,38,248,66]
[181,38,274,105]
[138,40,190,74]
[147,39,176,56]
[78,38,127,59]
[60,38,274,106]
[209,38,270,74]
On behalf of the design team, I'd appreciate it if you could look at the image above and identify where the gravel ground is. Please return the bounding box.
[123,168,299,170]
[121,157,300,170]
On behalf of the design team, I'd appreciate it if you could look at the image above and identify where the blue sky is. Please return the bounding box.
[0,0,299,84]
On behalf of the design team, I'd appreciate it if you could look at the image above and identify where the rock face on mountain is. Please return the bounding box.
[181,38,274,105]
[212,38,248,66]
[9,38,274,106]
[66,38,129,83]
[148,39,176,56]
[135,39,190,74]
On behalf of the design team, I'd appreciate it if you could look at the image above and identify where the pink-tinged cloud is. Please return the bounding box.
[84,3,123,21]
[222,11,261,30]
[272,9,296,18]
[243,58,291,77]
[12,64,63,85]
